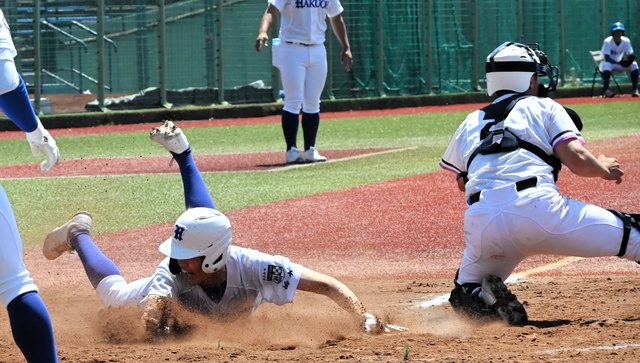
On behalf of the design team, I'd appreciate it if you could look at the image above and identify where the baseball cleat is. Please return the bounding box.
[481,275,528,326]
[633,89,640,97]
[285,146,303,164]
[43,211,92,260]
[150,121,190,154]
[302,146,327,163]
[604,89,616,98]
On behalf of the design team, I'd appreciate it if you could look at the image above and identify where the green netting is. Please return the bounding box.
[5,0,640,106]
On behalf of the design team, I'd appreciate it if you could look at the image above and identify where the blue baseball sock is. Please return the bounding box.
[0,76,39,133]
[281,110,299,151]
[631,69,638,91]
[70,231,121,289]
[301,112,320,150]
[171,146,215,210]
[602,70,611,91]
[7,291,58,363]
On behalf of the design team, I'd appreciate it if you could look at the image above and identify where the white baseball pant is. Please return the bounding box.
[272,41,327,114]
[456,182,640,285]
[602,61,639,73]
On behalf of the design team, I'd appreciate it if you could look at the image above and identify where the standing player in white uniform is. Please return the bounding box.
[439,42,638,325]
[255,0,352,164]
[600,22,639,97]
[0,8,61,363]
[43,121,404,336]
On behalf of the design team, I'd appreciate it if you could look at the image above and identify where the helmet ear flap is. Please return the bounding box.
[202,249,228,273]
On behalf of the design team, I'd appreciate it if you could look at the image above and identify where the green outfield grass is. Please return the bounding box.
[2,101,640,248]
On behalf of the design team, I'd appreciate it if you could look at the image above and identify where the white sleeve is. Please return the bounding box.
[247,252,303,306]
[269,0,287,11]
[440,124,466,175]
[601,38,611,56]
[146,258,180,299]
[546,101,583,149]
[626,39,634,54]
[326,0,344,18]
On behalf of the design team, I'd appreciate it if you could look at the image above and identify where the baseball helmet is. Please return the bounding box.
[611,22,625,34]
[159,207,232,273]
[485,42,558,97]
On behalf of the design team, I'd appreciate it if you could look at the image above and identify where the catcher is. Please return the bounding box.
[600,22,639,97]
[42,121,406,337]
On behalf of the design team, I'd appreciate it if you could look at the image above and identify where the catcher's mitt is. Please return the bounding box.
[619,54,636,67]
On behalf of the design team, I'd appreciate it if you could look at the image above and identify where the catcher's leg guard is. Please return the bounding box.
[449,282,499,321]
[607,209,640,259]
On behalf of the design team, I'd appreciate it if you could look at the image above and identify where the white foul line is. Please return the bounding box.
[416,256,585,308]
[538,343,640,355]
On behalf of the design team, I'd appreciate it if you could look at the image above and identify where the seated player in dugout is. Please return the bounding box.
[439,41,638,326]
[601,22,639,98]
[42,121,406,337]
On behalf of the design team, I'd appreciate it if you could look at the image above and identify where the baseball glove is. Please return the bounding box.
[619,54,636,67]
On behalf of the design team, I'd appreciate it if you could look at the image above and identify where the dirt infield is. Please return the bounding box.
[0,108,640,361]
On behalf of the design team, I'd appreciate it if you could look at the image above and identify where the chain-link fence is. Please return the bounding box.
[5,0,640,112]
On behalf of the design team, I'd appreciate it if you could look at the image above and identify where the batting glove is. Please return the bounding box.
[360,313,409,333]
[25,119,60,171]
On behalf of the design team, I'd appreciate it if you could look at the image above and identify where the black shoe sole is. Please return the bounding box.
[481,275,528,326]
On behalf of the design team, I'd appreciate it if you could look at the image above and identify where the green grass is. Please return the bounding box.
[2,101,639,248]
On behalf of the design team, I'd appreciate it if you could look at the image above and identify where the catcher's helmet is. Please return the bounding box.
[485,42,558,97]
[159,207,232,273]
[611,22,625,34]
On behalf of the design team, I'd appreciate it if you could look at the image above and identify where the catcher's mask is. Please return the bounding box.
[485,42,558,97]
[159,207,232,274]
[611,22,625,35]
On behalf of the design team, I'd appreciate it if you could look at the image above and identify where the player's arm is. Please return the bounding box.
[296,267,406,333]
[555,138,624,184]
[141,262,180,337]
[329,14,353,71]
[604,54,619,64]
[255,4,279,52]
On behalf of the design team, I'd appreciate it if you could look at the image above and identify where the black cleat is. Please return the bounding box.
[481,275,528,326]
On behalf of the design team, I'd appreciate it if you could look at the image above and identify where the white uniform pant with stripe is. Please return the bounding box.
[272,41,327,114]
[456,182,640,285]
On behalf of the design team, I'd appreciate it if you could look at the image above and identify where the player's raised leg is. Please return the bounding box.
[43,211,121,288]
[150,121,215,210]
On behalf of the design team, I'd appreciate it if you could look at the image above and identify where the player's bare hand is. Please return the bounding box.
[255,33,269,53]
[341,49,353,72]
[598,154,624,184]
[26,119,60,172]
[360,313,408,334]
[142,295,176,339]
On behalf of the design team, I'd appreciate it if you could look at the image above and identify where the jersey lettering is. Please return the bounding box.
[150,275,173,295]
[295,0,328,9]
